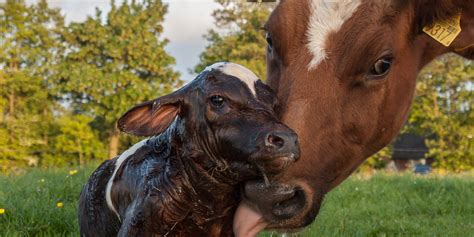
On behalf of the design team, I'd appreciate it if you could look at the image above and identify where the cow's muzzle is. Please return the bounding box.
[242,179,319,230]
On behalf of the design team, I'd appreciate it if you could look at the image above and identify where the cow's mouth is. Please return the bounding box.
[235,179,322,234]
[241,180,305,220]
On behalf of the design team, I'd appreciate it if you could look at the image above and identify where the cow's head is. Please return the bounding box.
[236,0,474,233]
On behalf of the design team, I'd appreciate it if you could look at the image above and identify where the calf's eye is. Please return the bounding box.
[368,57,392,78]
[210,95,225,108]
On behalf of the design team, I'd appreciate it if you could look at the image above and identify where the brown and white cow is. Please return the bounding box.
[234,0,474,235]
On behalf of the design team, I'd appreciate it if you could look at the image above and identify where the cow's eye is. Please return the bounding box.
[368,56,392,78]
[210,95,225,108]
[265,32,273,51]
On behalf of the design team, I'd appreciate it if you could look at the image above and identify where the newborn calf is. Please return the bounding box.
[78,62,299,237]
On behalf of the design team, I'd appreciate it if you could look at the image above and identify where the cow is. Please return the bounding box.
[78,62,300,237]
[233,0,474,236]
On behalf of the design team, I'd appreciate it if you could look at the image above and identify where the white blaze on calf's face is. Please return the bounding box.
[306,0,362,69]
[205,62,259,96]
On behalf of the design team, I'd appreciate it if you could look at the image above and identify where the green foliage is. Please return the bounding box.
[0,0,180,170]
[55,0,179,125]
[0,0,64,171]
[46,115,106,167]
[194,0,273,79]
[54,0,180,156]
[53,0,180,158]
[407,54,473,172]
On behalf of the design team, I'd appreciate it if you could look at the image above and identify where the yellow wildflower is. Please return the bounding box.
[0,208,5,214]
[69,170,78,176]
[56,202,63,208]
[39,178,45,183]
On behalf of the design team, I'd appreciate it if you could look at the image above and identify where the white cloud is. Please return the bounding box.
[162,0,219,81]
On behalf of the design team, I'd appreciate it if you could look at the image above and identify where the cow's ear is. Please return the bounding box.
[415,0,474,59]
[415,0,463,29]
[118,92,183,137]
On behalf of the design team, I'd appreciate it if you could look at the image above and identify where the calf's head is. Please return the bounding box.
[118,62,299,180]
[237,0,474,232]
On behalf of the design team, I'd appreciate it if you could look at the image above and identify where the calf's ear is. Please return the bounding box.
[255,80,280,114]
[118,92,183,137]
[415,0,474,59]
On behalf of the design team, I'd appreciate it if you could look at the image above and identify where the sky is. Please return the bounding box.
[20,0,221,81]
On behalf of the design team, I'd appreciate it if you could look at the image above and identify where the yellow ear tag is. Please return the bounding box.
[423,12,462,47]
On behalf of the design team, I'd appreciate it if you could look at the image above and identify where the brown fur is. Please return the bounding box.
[243,0,474,230]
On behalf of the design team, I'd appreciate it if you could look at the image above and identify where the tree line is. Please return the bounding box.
[0,0,180,171]
[0,0,472,172]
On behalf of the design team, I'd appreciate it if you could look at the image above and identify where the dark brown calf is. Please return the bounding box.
[78,62,299,237]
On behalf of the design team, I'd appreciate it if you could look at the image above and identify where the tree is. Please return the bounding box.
[53,0,181,158]
[406,54,473,172]
[47,115,106,167]
[0,0,64,170]
[194,0,274,79]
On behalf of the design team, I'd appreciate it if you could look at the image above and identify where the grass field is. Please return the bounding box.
[0,167,473,237]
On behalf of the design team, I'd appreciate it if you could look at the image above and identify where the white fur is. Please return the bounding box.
[205,62,258,96]
[105,139,148,219]
[307,0,361,69]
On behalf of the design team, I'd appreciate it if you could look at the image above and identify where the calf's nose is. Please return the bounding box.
[265,131,299,159]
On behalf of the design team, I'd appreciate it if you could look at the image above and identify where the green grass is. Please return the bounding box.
[262,173,474,237]
[0,166,95,237]
[0,168,473,237]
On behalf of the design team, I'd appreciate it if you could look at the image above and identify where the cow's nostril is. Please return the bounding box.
[266,133,285,148]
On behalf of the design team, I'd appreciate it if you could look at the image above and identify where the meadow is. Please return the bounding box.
[0,167,472,237]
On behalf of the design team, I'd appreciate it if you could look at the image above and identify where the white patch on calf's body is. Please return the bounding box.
[307,0,362,69]
[205,62,259,96]
[105,139,148,219]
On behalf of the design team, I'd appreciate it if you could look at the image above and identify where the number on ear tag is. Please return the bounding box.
[423,12,462,47]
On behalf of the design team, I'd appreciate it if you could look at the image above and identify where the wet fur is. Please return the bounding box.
[79,64,299,236]
[79,119,242,236]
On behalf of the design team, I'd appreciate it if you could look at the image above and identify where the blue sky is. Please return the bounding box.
[21,0,220,81]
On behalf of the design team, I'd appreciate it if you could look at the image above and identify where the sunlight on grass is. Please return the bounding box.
[1,168,473,236]
[0,166,96,236]
[260,172,474,237]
